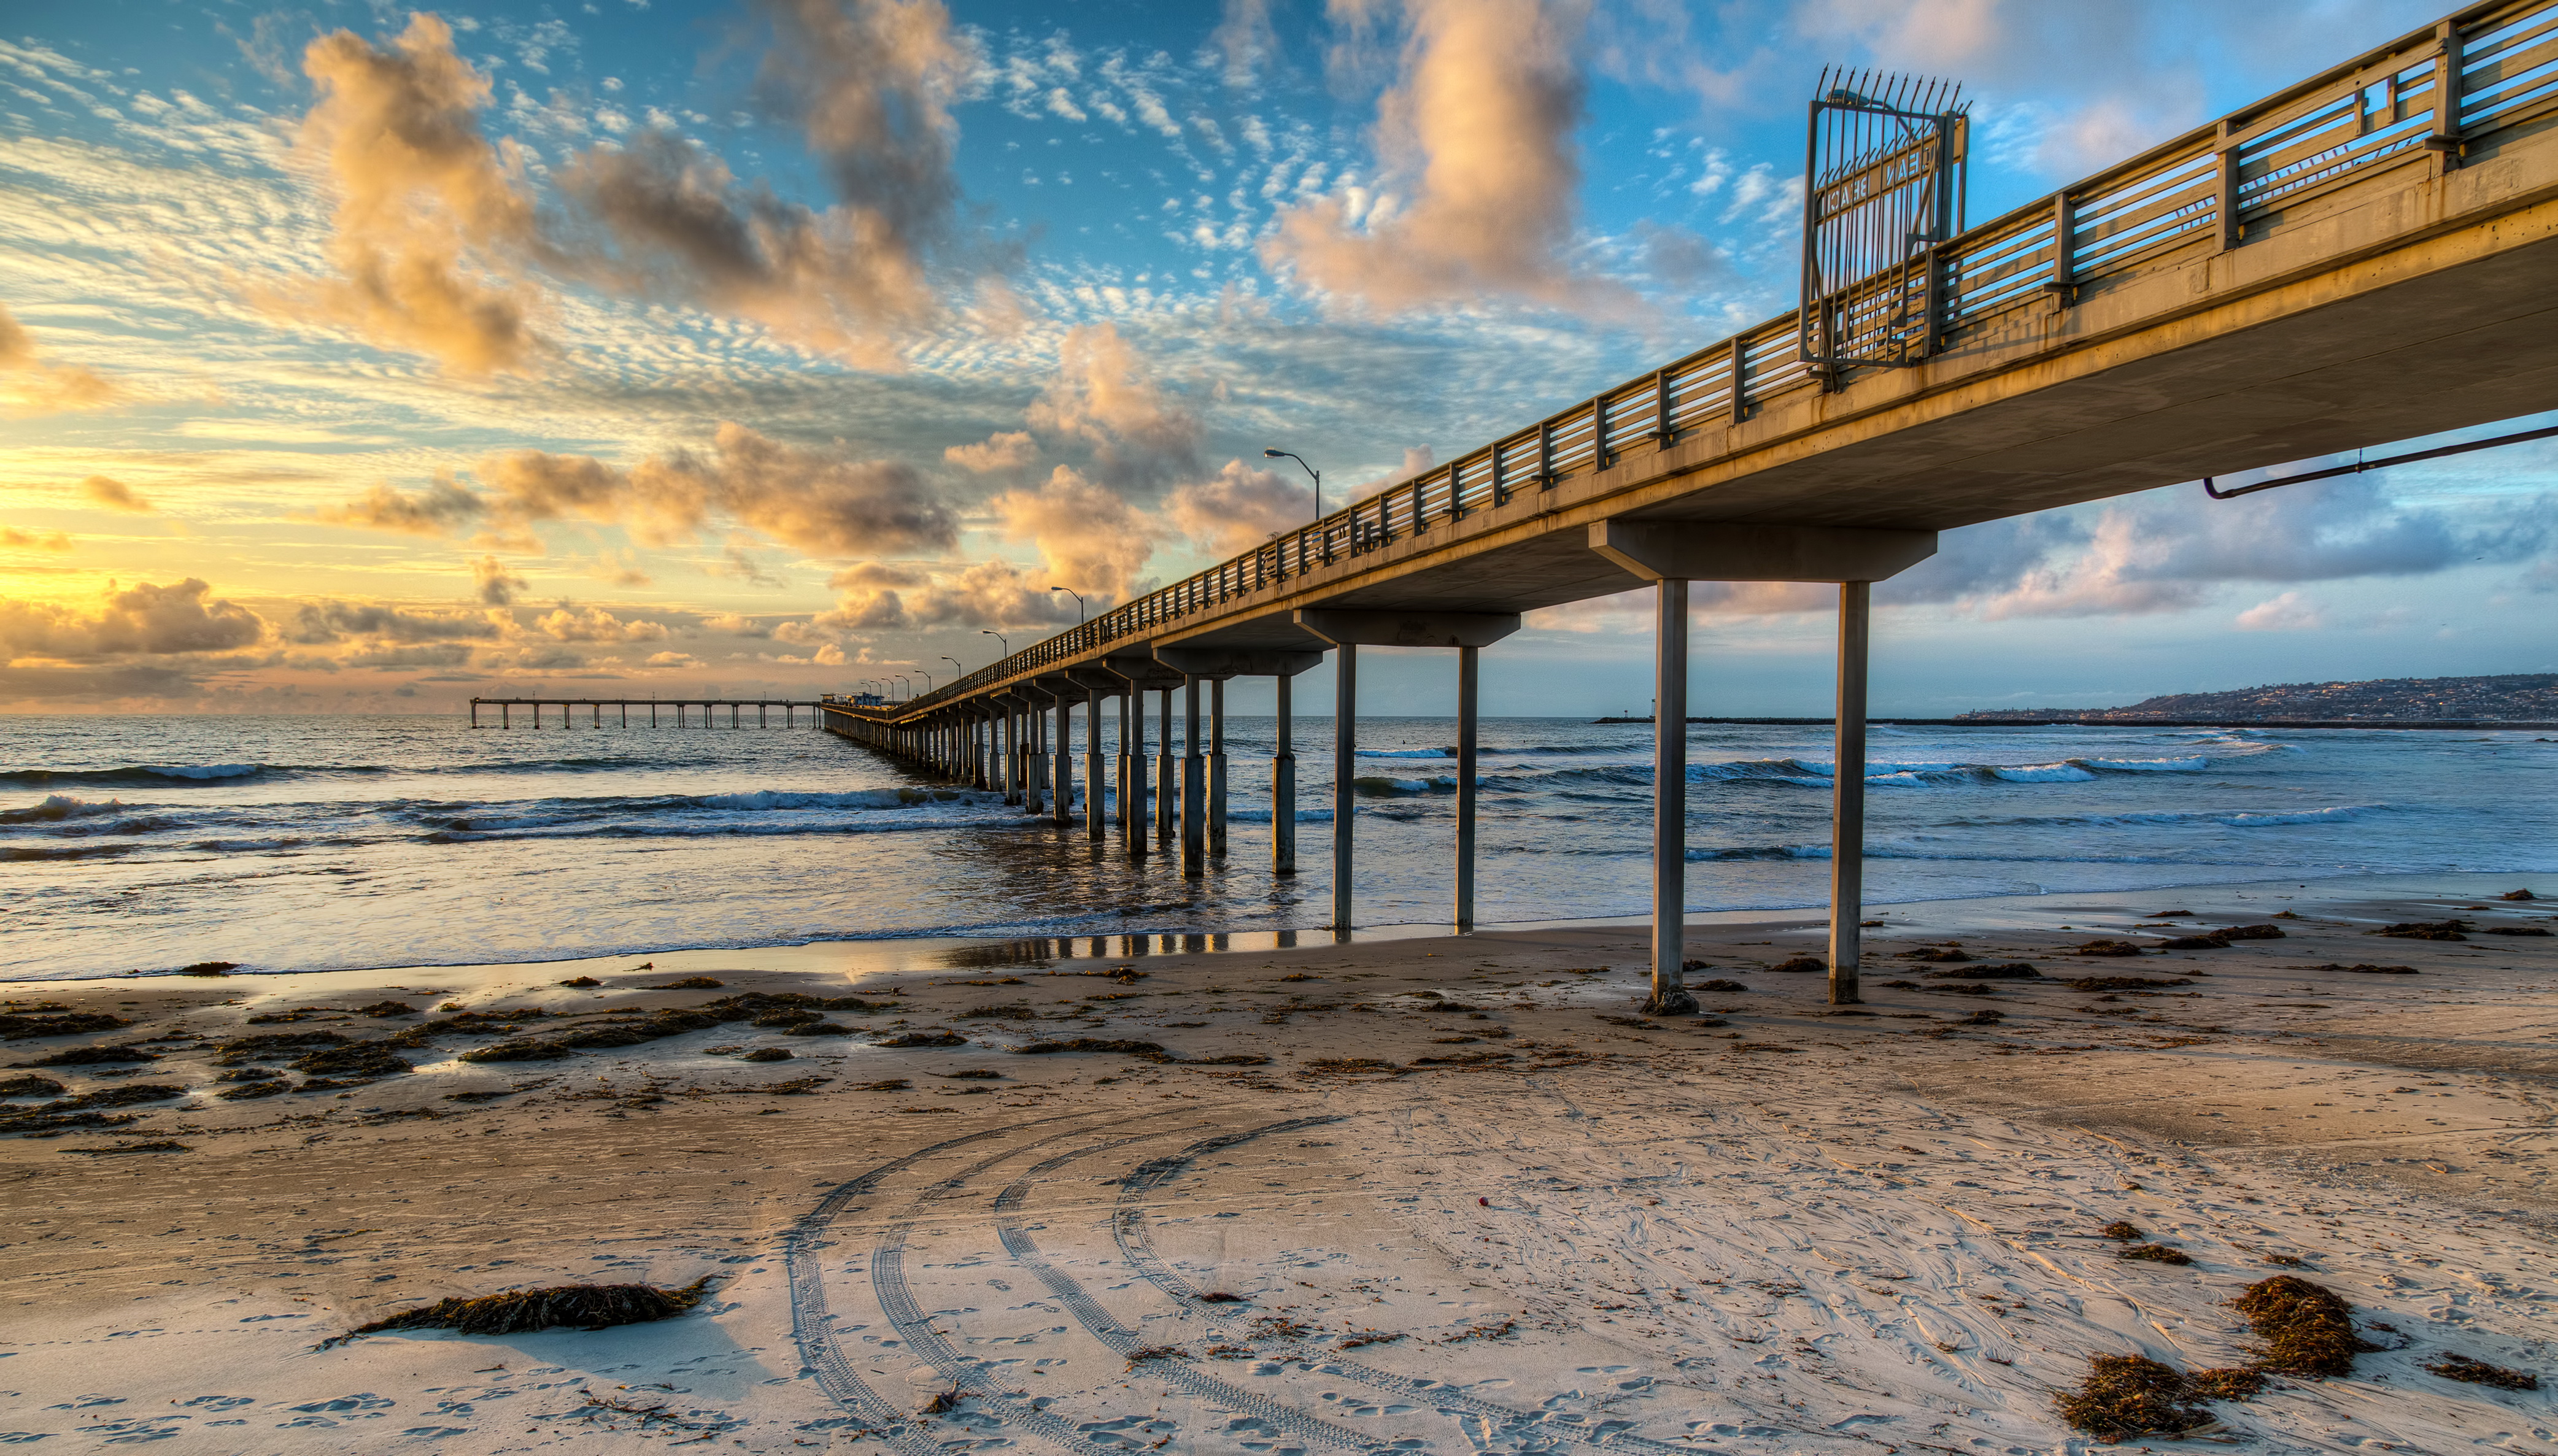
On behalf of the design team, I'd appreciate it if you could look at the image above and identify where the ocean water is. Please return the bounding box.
[2,713,2551,980]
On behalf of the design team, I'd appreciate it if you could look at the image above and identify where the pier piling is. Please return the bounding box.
[1828,582,1870,1006]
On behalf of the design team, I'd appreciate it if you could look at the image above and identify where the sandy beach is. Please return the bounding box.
[4,872,2554,1453]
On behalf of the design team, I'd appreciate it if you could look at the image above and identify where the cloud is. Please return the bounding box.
[632,423,957,557]
[317,475,487,535]
[555,0,978,366]
[989,464,1164,599]
[81,475,153,514]
[945,429,1039,473]
[700,612,773,637]
[334,423,959,561]
[1164,458,1316,553]
[1885,475,2557,619]
[0,579,265,660]
[472,554,527,606]
[274,14,544,374]
[0,301,119,414]
[1262,0,1628,315]
[1211,0,1280,83]
[286,601,501,644]
[2233,591,2325,631]
[536,604,671,642]
[817,558,1071,631]
[2,527,72,551]
[1024,323,1200,487]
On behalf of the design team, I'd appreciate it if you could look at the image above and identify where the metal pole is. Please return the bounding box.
[1024,697,1045,816]
[1085,686,1105,840]
[1181,677,1204,876]
[1156,689,1176,843]
[1208,677,1227,858]
[1273,672,1296,875]
[470,700,478,728]
[1332,644,1356,931]
[1829,580,1870,1006]
[1651,579,1696,1014]
[500,702,508,729]
[1456,644,1478,932]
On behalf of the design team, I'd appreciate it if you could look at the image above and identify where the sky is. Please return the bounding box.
[1,0,2552,718]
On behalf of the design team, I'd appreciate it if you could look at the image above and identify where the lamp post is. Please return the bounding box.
[944,656,965,679]
[1049,586,1086,623]
[916,669,933,692]
[983,630,1010,656]
[1263,448,1321,520]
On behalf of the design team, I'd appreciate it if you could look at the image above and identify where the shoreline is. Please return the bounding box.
[14,866,2547,995]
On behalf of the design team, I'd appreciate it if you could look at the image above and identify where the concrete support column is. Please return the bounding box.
[1024,701,1046,816]
[500,703,509,728]
[1456,644,1479,932]
[1828,581,1870,1006]
[1085,688,1105,839]
[1002,706,1019,804]
[1332,644,1356,931]
[1155,689,1177,843]
[1121,687,1146,855]
[1054,692,1073,826]
[1181,677,1205,877]
[1272,673,1296,876]
[1650,580,1697,1015]
[1208,678,1227,858]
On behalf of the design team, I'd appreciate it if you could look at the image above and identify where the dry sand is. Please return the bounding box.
[3,872,2554,1453]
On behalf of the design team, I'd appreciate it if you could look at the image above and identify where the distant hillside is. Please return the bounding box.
[1958,673,2558,723]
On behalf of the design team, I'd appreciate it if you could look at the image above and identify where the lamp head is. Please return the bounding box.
[1262,448,1284,458]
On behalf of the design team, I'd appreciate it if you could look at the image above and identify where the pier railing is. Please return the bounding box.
[864,0,2557,723]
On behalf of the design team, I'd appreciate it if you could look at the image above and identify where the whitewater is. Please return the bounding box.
[1,713,2550,979]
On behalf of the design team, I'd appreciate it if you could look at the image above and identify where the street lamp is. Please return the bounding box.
[916,669,934,691]
[943,656,965,678]
[1264,447,1321,519]
[1049,585,1086,623]
[982,630,1009,655]
[896,676,913,698]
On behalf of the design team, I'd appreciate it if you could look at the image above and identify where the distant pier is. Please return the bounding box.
[468,697,823,728]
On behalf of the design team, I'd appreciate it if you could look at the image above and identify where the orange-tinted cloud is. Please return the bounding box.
[406,423,960,561]
[81,476,153,513]
[989,464,1163,599]
[1164,458,1318,553]
[0,579,265,660]
[0,302,120,414]
[471,554,527,606]
[277,14,543,374]
[817,558,1072,631]
[557,0,977,366]
[1264,0,1628,315]
[1,527,73,552]
[1023,323,1200,487]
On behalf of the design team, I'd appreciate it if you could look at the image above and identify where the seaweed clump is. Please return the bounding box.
[12,1044,158,1067]
[290,1041,411,1078]
[2119,1243,2193,1265]
[2065,976,2193,992]
[650,976,726,989]
[2425,1353,2538,1390]
[0,1074,66,1098]
[1928,961,2039,979]
[2053,1355,2212,1439]
[0,1007,133,1039]
[739,1047,793,1063]
[325,1278,711,1346]
[1768,957,1825,973]
[2228,1275,2377,1377]
[2071,939,2148,957]
[1014,1037,1167,1060]
[2372,919,2467,941]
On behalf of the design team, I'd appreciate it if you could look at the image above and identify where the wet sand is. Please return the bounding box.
[2,872,2553,1452]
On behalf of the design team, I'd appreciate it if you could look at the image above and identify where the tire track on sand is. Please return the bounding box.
[869,1112,1209,1456]
[992,1116,1406,1456]
[1109,1120,1702,1456]
[786,1112,1115,1452]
